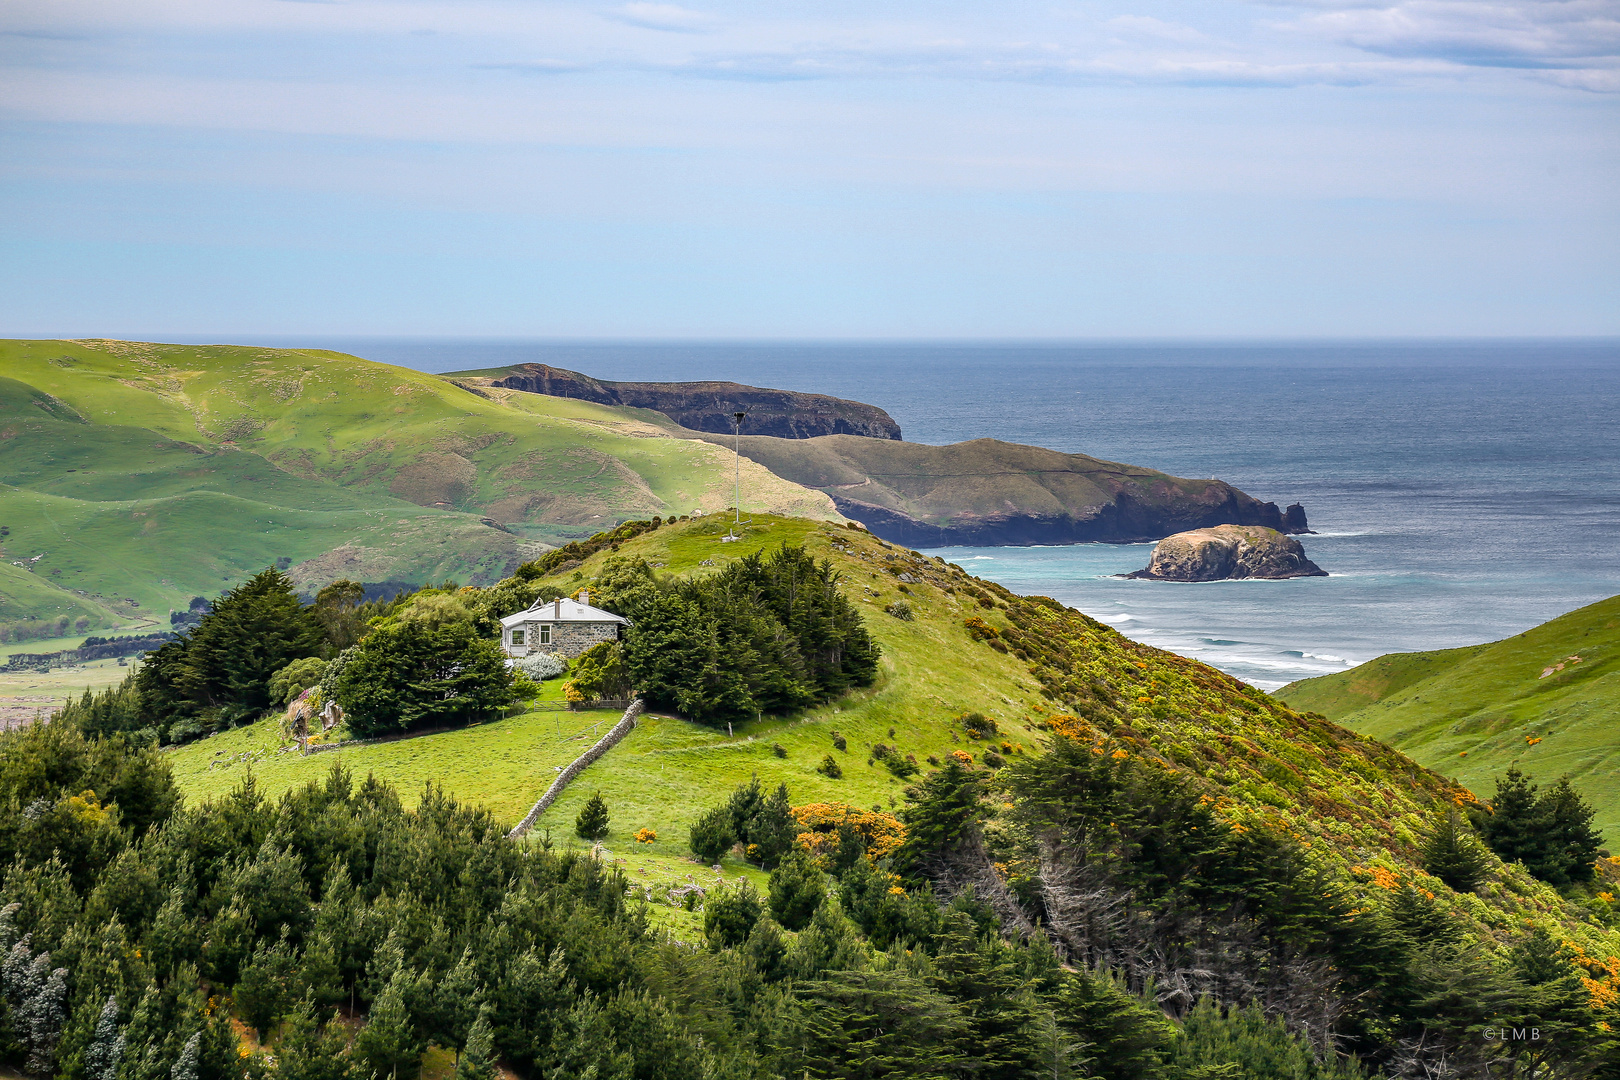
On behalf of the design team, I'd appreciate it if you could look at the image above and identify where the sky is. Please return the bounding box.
[2,0,1617,338]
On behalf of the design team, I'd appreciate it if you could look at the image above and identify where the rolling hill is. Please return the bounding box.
[171,512,1620,971]
[0,340,838,624]
[1279,594,1620,838]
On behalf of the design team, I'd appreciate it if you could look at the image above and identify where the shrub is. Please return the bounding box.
[772,742,787,758]
[566,641,632,702]
[884,754,920,779]
[981,751,1005,769]
[576,791,610,841]
[885,601,913,621]
[690,805,736,863]
[514,652,568,681]
[959,712,997,740]
[634,828,657,844]
[832,732,847,752]
[817,754,844,780]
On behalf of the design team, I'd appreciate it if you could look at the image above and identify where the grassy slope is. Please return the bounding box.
[688,432,1242,527]
[170,513,1620,963]
[1279,594,1620,839]
[0,340,836,616]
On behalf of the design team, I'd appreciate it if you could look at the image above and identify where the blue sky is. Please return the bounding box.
[2,0,1616,337]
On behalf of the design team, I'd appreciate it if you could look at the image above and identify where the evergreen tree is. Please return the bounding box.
[176,568,325,725]
[1421,811,1491,892]
[769,849,827,931]
[353,971,423,1080]
[704,882,764,951]
[455,1011,496,1080]
[170,1032,200,1080]
[752,782,798,869]
[1538,778,1603,886]
[274,996,354,1080]
[575,791,610,842]
[689,805,736,864]
[894,757,985,881]
[1051,967,1174,1080]
[1480,768,1542,867]
[84,995,127,1080]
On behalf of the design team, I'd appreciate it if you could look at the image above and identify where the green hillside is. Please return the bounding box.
[683,431,1296,546]
[172,513,1620,969]
[1279,594,1620,838]
[0,340,837,619]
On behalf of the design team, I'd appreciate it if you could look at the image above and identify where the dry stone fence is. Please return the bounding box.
[507,698,645,839]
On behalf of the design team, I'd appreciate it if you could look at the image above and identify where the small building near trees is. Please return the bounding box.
[499,591,629,659]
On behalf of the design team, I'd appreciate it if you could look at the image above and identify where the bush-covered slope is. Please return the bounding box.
[1279,594,1620,839]
[174,516,1619,963]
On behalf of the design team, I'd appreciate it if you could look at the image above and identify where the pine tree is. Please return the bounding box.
[575,791,610,842]
[689,804,735,864]
[1481,767,1542,867]
[768,849,827,931]
[274,996,353,1080]
[1422,810,1492,892]
[1538,778,1603,886]
[170,1032,200,1080]
[353,970,424,1080]
[750,782,797,869]
[894,757,984,882]
[84,995,127,1080]
[455,1011,497,1080]
[704,881,764,951]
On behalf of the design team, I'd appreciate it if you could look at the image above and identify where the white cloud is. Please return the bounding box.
[606,2,714,33]
[1277,0,1620,88]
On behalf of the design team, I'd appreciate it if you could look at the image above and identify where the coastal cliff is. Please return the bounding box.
[692,433,1311,547]
[466,363,903,440]
[1126,525,1327,581]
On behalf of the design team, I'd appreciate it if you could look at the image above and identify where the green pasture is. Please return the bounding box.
[1279,594,1620,839]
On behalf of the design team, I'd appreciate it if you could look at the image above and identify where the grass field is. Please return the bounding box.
[1279,594,1620,838]
[0,340,838,619]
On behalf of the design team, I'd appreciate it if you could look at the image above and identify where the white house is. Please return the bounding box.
[499,590,629,659]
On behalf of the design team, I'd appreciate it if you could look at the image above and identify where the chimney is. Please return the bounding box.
[553,598,561,619]
[580,589,590,607]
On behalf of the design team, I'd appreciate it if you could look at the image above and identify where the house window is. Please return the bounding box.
[510,628,525,646]
[539,624,552,645]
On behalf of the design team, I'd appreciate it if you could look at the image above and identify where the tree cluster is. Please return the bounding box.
[1477,767,1605,887]
[890,733,1617,1078]
[590,544,879,723]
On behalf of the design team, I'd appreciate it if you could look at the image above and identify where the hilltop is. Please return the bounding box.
[1280,593,1620,839]
[451,362,903,439]
[174,513,1619,971]
[0,340,837,631]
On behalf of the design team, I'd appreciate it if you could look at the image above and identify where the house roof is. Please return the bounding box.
[499,596,630,628]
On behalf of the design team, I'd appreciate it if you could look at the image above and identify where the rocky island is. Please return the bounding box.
[1126,524,1327,581]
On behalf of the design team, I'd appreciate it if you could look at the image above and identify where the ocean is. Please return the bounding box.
[234,337,1620,690]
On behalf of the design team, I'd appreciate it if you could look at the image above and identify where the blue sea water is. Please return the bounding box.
[226,337,1620,690]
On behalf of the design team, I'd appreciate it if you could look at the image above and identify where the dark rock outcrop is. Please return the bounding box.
[487,364,902,440]
[1125,525,1327,581]
[1284,503,1312,533]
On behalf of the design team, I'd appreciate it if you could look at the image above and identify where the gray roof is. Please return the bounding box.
[499,597,629,628]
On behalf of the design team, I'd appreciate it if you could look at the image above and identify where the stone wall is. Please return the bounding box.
[507,698,644,840]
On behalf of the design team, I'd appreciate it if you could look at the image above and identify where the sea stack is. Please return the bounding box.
[1126,525,1327,581]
